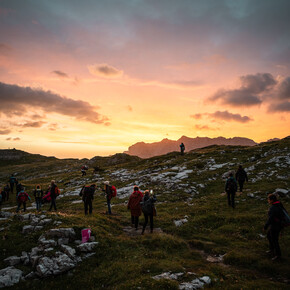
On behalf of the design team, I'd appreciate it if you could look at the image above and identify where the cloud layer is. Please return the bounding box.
[88,64,123,78]
[0,81,109,124]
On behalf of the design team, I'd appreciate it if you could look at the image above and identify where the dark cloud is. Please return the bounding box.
[19,121,46,128]
[194,124,218,131]
[88,64,123,78]
[268,101,290,112]
[51,70,69,78]
[0,129,11,135]
[209,111,253,123]
[277,77,290,100]
[209,73,277,107]
[6,137,20,141]
[190,113,202,119]
[0,81,109,124]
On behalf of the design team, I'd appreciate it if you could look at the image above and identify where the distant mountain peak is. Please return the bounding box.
[124,136,257,158]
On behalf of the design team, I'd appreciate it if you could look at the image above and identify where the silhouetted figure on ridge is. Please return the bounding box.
[180,142,185,155]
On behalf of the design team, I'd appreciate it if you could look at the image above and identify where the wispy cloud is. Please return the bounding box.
[194,124,219,131]
[0,129,11,135]
[51,70,69,78]
[88,63,124,78]
[0,81,110,125]
[6,137,20,141]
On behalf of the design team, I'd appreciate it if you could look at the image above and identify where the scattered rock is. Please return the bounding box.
[60,245,76,259]
[77,242,98,252]
[22,225,35,234]
[4,256,21,266]
[46,228,76,241]
[0,266,22,288]
[174,218,188,227]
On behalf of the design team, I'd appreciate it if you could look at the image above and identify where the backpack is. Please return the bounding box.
[227,178,236,192]
[282,208,290,228]
[142,197,153,215]
[55,186,60,196]
[110,185,117,198]
[18,191,28,202]
[35,189,42,198]
[83,186,94,198]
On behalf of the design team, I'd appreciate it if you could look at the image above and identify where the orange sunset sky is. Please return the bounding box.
[0,0,289,158]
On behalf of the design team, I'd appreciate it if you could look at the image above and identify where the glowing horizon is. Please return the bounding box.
[0,0,289,158]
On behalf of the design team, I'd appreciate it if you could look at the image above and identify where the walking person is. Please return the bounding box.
[4,184,10,201]
[264,193,285,261]
[16,187,31,213]
[9,175,17,195]
[102,181,113,215]
[48,180,58,211]
[141,190,157,234]
[81,184,95,215]
[34,185,44,212]
[235,165,248,193]
[225,172,238,208]
[127,186,143,230]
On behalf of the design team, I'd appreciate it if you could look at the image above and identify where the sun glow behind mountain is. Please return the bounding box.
[0,0,289,158]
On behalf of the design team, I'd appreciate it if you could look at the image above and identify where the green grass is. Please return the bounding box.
[0,138,289,289]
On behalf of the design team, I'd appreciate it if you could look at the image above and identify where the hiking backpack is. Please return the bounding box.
[227,179,236,192]
[142,198,153,215]
[55,186,60,196]
[110,185,117,198]
[35,189,42,198]
[83,186,94,198]
[282,208,290,228]
[18,192,28,202]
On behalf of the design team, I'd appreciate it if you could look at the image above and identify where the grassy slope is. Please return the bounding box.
[0,139,289,289]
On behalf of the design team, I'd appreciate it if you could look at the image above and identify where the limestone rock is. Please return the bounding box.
[22,225,35,234]
[4,256,21,266]
[58,238,69,245]
[46,228,76,240]
[77,242,98,252]
[60,245,76,259]
[0,266,22,288]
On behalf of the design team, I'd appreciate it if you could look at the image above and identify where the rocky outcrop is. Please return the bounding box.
[0,267,23,288]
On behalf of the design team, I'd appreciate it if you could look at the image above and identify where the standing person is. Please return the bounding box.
[4,184,10,201]
[141,190,157,234]
[34,185,44,212]
[127,186,143,230]
[1,186,6,202]
[264,194,285,261]
[48,180,57,211]
[225,173,238,208]
[16,188,31,213]
[9,175,17,194]
[81,184,95,215]
[102,181,113,215]
[16,182,23,197]
[180,143,185,155]
[235,165,248,193]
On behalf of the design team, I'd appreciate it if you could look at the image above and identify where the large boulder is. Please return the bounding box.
[0,266,22,288]
[46,228,76,241]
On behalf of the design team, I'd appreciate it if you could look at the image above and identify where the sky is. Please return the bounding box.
[0,0,289,158]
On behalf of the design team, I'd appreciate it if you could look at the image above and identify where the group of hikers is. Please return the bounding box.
[0,158,289,259]
[0,177,60,213]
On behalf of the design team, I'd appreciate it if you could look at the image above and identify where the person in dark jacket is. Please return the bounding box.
[16,182,23,197]
[102,181,112,215]
[9,175,17,194]
[34,185,44,212]
[225,173,238,208]
[235,165,248,192]
[4,184,10,201]
[141,190,157,234]
[264,193,284,261]
[180,143,185,155]
[48,180,57,211]
[82,184,95,215]
[128,186,144,230]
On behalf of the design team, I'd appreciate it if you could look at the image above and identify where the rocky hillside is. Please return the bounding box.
[124,136,257,158]
[0,138,289,289]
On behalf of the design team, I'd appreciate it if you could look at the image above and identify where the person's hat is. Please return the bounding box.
[104,181,110,185]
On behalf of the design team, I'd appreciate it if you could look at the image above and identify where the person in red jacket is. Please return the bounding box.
[127,186,143,230]
[16,188,31,212]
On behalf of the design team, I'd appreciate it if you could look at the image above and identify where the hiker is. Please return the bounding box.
[16,182,23,197]
[81,165,88,176]
[9,174,17,194]
[127,186,143,230]
[16,188,31,212]
[141,190,157,234]
[180,142,185,155]
[1,186,6,202]
[80,184,96,215]
[4,184,10,201]
[34,185,44,212]
[102,181,113,214]
[235,165,248,193]
[225,172,238,208]
[48,180,58,211]
[264,193,285,261]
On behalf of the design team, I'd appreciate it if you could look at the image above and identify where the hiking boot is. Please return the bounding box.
[271,256,281,261]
